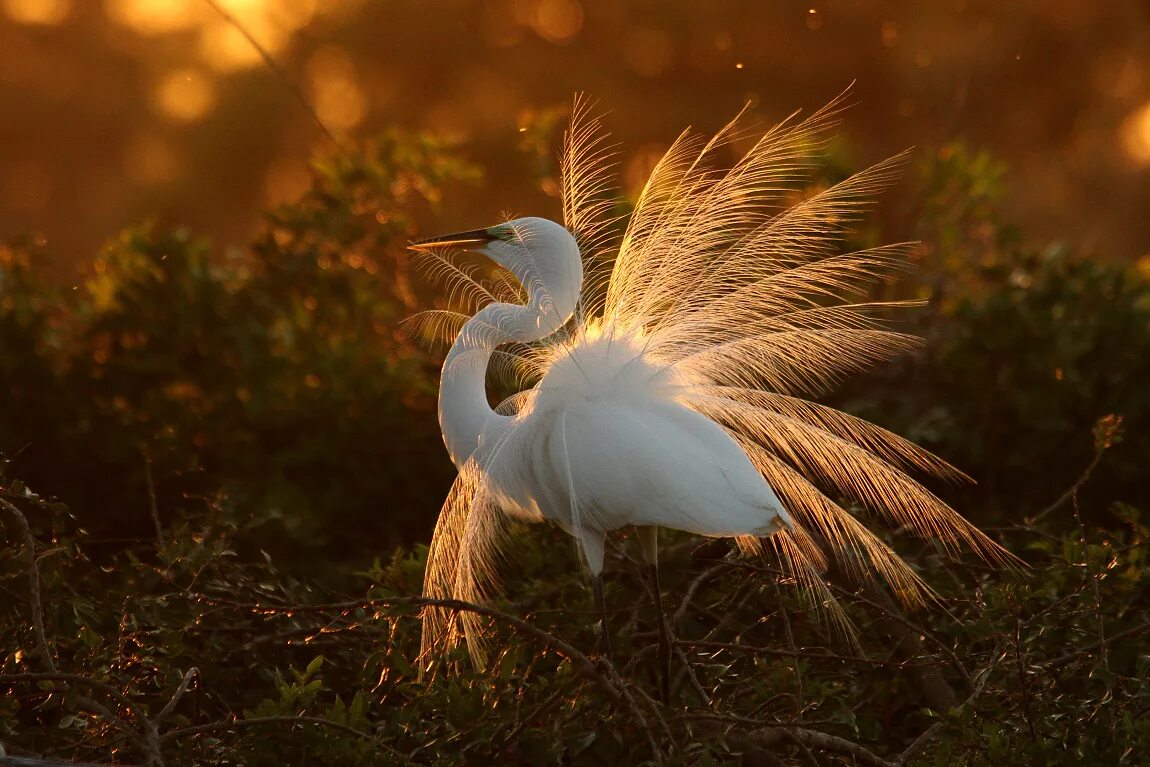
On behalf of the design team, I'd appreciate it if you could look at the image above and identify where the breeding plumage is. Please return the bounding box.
[411,94,1012,673]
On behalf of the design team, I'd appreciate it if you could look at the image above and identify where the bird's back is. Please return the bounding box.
[481,322,790,539]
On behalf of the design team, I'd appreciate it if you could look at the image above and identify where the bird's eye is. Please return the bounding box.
[486,224,519,244]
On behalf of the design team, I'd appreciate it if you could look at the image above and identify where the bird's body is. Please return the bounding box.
[413,95,1012,672]
[479,320,791,568]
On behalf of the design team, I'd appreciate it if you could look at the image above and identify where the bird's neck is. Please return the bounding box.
[439,296,574,469]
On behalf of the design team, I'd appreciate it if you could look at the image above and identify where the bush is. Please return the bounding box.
[2,133,1148,765]
[0,131,478,565]
[846,144,1150,520]
[2,465,1147,765]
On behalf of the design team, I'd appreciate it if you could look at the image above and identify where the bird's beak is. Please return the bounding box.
[408,228,499,251]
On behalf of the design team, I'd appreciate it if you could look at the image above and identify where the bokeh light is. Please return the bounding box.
[307,46,366,131]
[153,68,217,122]
[4,160,52,212]
[2,0,70,26]
[1120,102,1150,166]
[531,0,583,44]
[124,133,179,185]
[1,0,1149,272]
[105,0,199,35]
[624,28,674,77]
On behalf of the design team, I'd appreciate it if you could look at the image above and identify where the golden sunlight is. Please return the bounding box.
[1120,101,1150,166]
[105,0,199,35]
[153,68,217,122]
[2,0,70,25]
[531,0,583,44]
[307,46,366,130]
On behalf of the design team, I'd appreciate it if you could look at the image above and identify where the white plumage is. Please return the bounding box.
[412,94,1011,671]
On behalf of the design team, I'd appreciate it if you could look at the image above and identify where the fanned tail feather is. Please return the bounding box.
[418,91,1016,672]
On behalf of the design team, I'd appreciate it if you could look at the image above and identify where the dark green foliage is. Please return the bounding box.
[0,131,478,564]
[2,470,1148,765]
[921,247,1150,514]
[2,136,1149,764]
[848,144,1150,519]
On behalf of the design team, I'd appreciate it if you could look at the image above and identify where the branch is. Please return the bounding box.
[0,497,54,672]
[0,673,148,728]
[893,641,1006,766]
[153,668,200,728]
[1025,414,1120,525]
[681,639,925,669]
[199,0,340,149]
[194,593,623,702]
[743,727,894,767]
[0,672,163,766]
[1044,621,1150,669]
[159,715,376,745]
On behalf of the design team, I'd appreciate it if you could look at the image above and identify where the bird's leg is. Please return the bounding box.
[592,573,613,660]
[649,561,672,704]
[637,526,672,704]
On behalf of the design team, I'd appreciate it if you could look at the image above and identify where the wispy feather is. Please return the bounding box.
[417,93,1015,670]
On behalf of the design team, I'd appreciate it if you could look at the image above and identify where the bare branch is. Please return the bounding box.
[0,498,54,672]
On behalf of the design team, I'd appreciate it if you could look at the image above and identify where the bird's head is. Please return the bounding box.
[410,216,583,331]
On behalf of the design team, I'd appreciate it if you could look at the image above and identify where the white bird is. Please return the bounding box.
[411,95,1011,692]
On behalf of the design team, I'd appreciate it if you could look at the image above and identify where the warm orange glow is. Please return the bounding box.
[1120,102,1150,165]
[105,0,199,35]
[307,47,366,130]
[200,21,261,71]
[125,133,179,184]
[881,21,899,47]
[625,28,673,77]
[2,0,70,25]
[531,0,583,44]
[263,158,311,205]
[153,68,217,122]
[264,0,316,31]
[623,143,668,200]
[4,161,52,212]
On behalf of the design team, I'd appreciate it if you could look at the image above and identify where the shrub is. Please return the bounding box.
[0,131,479,565]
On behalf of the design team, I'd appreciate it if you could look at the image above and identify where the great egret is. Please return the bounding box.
[412,95,1011,691]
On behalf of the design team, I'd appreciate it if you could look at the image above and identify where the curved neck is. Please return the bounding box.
[439,296,573,469]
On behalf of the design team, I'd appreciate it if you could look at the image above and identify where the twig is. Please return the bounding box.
[893,641,1006,766]
[154,668,200,728]
[0,672,163,766]
[0,498,54,672]
[199,0,340,149]
[741,727,894,767]
[770,575,804,713]
[680,640,926,669]
[141,445,163,543]
[1071,491,1109,672]
[0,503,166,765]
[0,673,148,728]
[1012,612,1037,741]
[1044,621,1150,669]
[498,684,573,748]
[1026,441,1106,525]
[197,593,623,702]
[672,643,711,707]
[158,715,387,750]
[673,560,727,625]
[825,577,970,684]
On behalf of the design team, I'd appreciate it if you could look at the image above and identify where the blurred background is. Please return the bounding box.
[2,0,1150,567]
[2,0,1149,273]
[4,5,1150,758]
